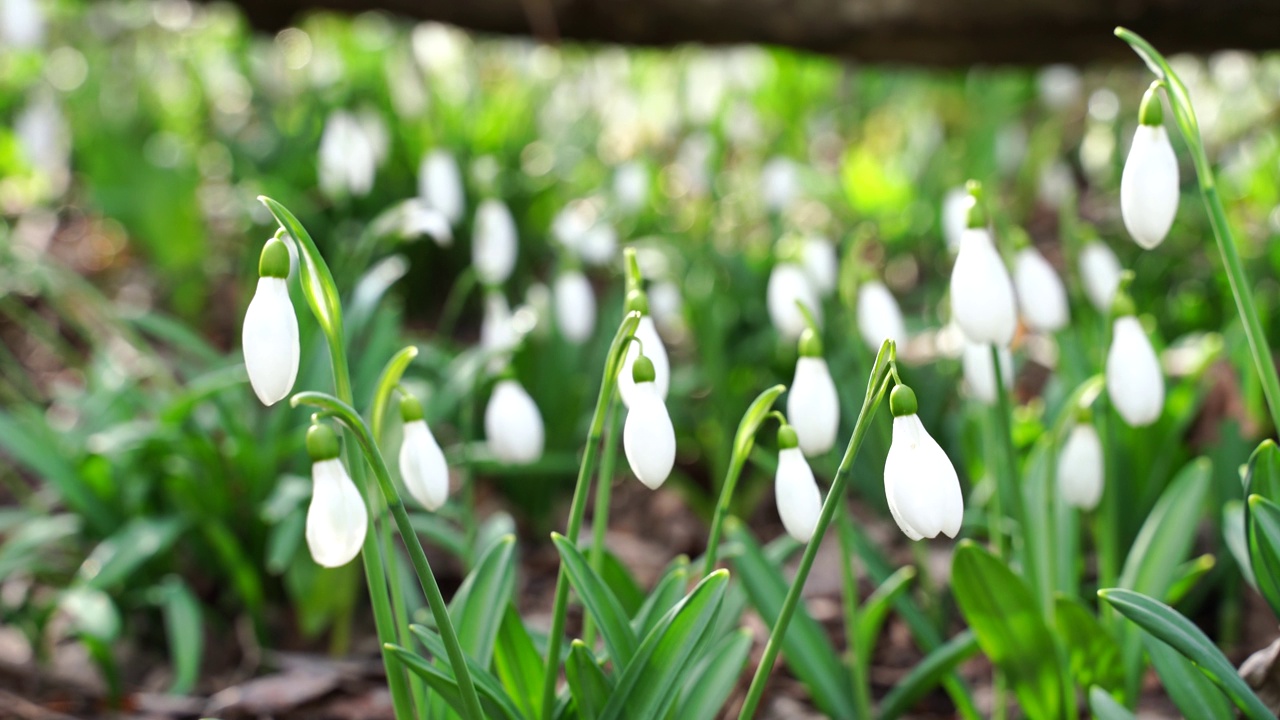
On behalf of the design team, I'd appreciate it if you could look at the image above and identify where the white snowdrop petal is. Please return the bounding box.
[761,157,799,211]
[801,236,838,296]
[1120,125,1179,250]
[554,270,596,343]
[617,317,670,408]
[480,292,515,354]
[399,420,450,511]
[942,187,969,252]
[473,199,518,285]
[484,380,545,464]
[950,228,1017,346]
[884,415,964,540]
[419,150,465,224]
[622,384,676,489]
[1014,247,1069,332]
[1,0,45,48]
[1080,242,1123,313]
[1058,424,1103,510]
[856,281,908,351]
[1106,316,1165,427]
[775,448,822,542]
[306,459,369,568]
[962,343,1013,406]
[243,277,300,406]
[787,357,839,457]
[767,263,821,341]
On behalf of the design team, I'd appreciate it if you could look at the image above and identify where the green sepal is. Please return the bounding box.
[889,385,918,417]
[798,328,823,358]
[631,354,656,384]
[306,424,340,461]
[964,180,987,229]
[400,394,425,423]
[258,237,290,279]
[624,289,649,315]
[1109,270,1137,320]
[1138,81,1164,127]
[778,424,799,450]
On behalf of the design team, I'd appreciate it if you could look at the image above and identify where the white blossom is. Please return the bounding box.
[399,419,449,511]
[856,280,908,352]
[242,277,299,406]
[1058,423,1103,510]
[553,269,596,344]
[1013,247,1069,332]
[884,409,964,541]
[801,236,838,297]
[473,199,518,285]
[614,161,649,212]
[767,262,821,341]
[307,458,368,568]
[775,446,822,542]
[1106,316,1165,427]
[1079,241,1123,313]
[484,379,544,464]
[617,316,670,408]
[418,149,465,225]
[787,356,839,456]
[1120,124,1179,250]
[950,228,1017,346]
[942,187,968,251]
[622,379,676,489]
[318,110,377,198]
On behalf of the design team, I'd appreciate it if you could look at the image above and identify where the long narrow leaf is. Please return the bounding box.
[565,640,613,720]
[878,631,980,720]
[551,533,638,669]
[676,628,752,720]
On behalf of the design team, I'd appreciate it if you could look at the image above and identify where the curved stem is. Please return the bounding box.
[1116,27,1280,434]
[293,392,486,720]
[585,408,623,647]
[703,384,788,578]
[538,312,642,720]
[738,343,895,719]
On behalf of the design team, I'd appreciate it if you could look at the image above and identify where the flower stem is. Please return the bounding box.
[737,343,895,719]
[538,313,642,720]
[835,509,874,719]
[989,344,1024,564]
[584,408,623,647]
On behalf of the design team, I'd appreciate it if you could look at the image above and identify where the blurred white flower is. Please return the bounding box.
[775,437,822,542]
[856,280,908,352]
[399,410,449,511]
[618,315,670,408]
[1,0,44,48]
[1121,123,1179,250]
[1038,64,1083,110]
[400,199,453,246]
[788,353,839,457]
[1058,423,1103,510]
[485,379,544,464]
[614,161,649,212]
[941,187,968,251]
[801,236,838,297]
[318,110,377,198]
[951,227,1017,346]
[578,222,618,267]
[761,157,800,212]
[553,269,595,344]
[15,90,69,194]
[1106,316,1164,427]
[648,280,685,337]
[550,202,593,251]
[884,386,963,540]
[480,290,515,354]
[962,342,1013,406]
[1013,246,1069,332]
[419,149,465,225]
[1080,241,1123,313]
[622,358,676,489]
[473,199,518,285]
[767,262,821,341]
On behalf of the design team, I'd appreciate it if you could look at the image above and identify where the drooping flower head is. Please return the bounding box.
[1011,229,1069,333]
[484,376,545,464]
[622,354,676,490]
[418,149,465,225]
[553,264,596,344]
[1105,274,1164,427]
[949,181,1017,346]
[775,421,822,542]
[1120,82,1178,250]
[473,198,518,285]
[617,282,670,409]
[305,424,368,568]
[1079,238,1123,313]
[787,328,839,457]
[243,236,300,406]
[398,394,449,511]
[855,278,908,352]
[767,237,822,342]
[1058,411,1103,511]
[883,385,964,540]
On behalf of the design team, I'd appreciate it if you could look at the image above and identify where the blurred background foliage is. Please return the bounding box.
[3,0,1280,699]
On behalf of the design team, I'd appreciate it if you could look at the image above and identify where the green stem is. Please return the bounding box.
[585,408,623,647]
[835,510,874,719]
[1117,27,1280,434]
[989,344,1024,563]
[538,313,642,720]
[738,344,895,719]
[462,362,481,566]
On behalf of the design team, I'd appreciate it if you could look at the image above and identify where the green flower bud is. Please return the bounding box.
[306,423,341,462]
[258,237,290,279]
[798,327,824,358]
[889,384,918,417]
[631,353,657,384]
[1138,82,1164,127]
[400,394,425,423]
[778,423,799,450]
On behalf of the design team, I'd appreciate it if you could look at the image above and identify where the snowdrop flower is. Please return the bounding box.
[941,187,968,252]
[578,222,618,267]
[1079,240,1123,313]
[622,355,676,489]
[398,395,449,511]
[856,279,908,352]
[761,157,800,212]
[883,385,964,540]
[775,423,822,542]
[950,185,1017,346]
[1058,420,1103,510]
[318,110,377,198]
[1013,243,1069,333]
[962,343,1013,406]
[767,261,821,342]
[801,236,838,297]
[1106,287,1164,427]
[480,290,515,354]
[554,267,596,344]
[242,237,299,406]
[1,0,44,48]
[418,149,465,225]
[787,329,839,457]
[617,291,670,408]
[305,424,368,568]
[614,161,649,212]
[473,199,518,285]
[485,378,544,464]
[1120,83,1179,250]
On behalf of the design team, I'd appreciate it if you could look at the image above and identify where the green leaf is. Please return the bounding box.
[951,541,1063,720]
[598,570,729,720]
[1099,588,1273,720]
[1223,501,1257,588]
[599,549,647,618]
[0,410,112,532]
[369,345,419,442]
[1165,555,1215,606]
[1248,494,1280,620]
[0,514,80,578]
[389,642,525,720]
[449,535,517,667]
[1144,634,1235,720]
[565,640,613,720]
[154,577,202,695]
[855,565,916,670]
[631,557,689,639]
[551,533,638,669]
[494,607,544,720]
[1053,595,1124,694]
[726,521,855,719]
[78,517,184,590]
[732,384,787,460]
[676,628,753,720]
[1088,686,1136,720]
[258,196,345,341]
[1244,441,1280,614]
[879,631,980,720]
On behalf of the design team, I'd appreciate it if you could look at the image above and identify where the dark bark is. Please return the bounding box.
[230,0,1280,66]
